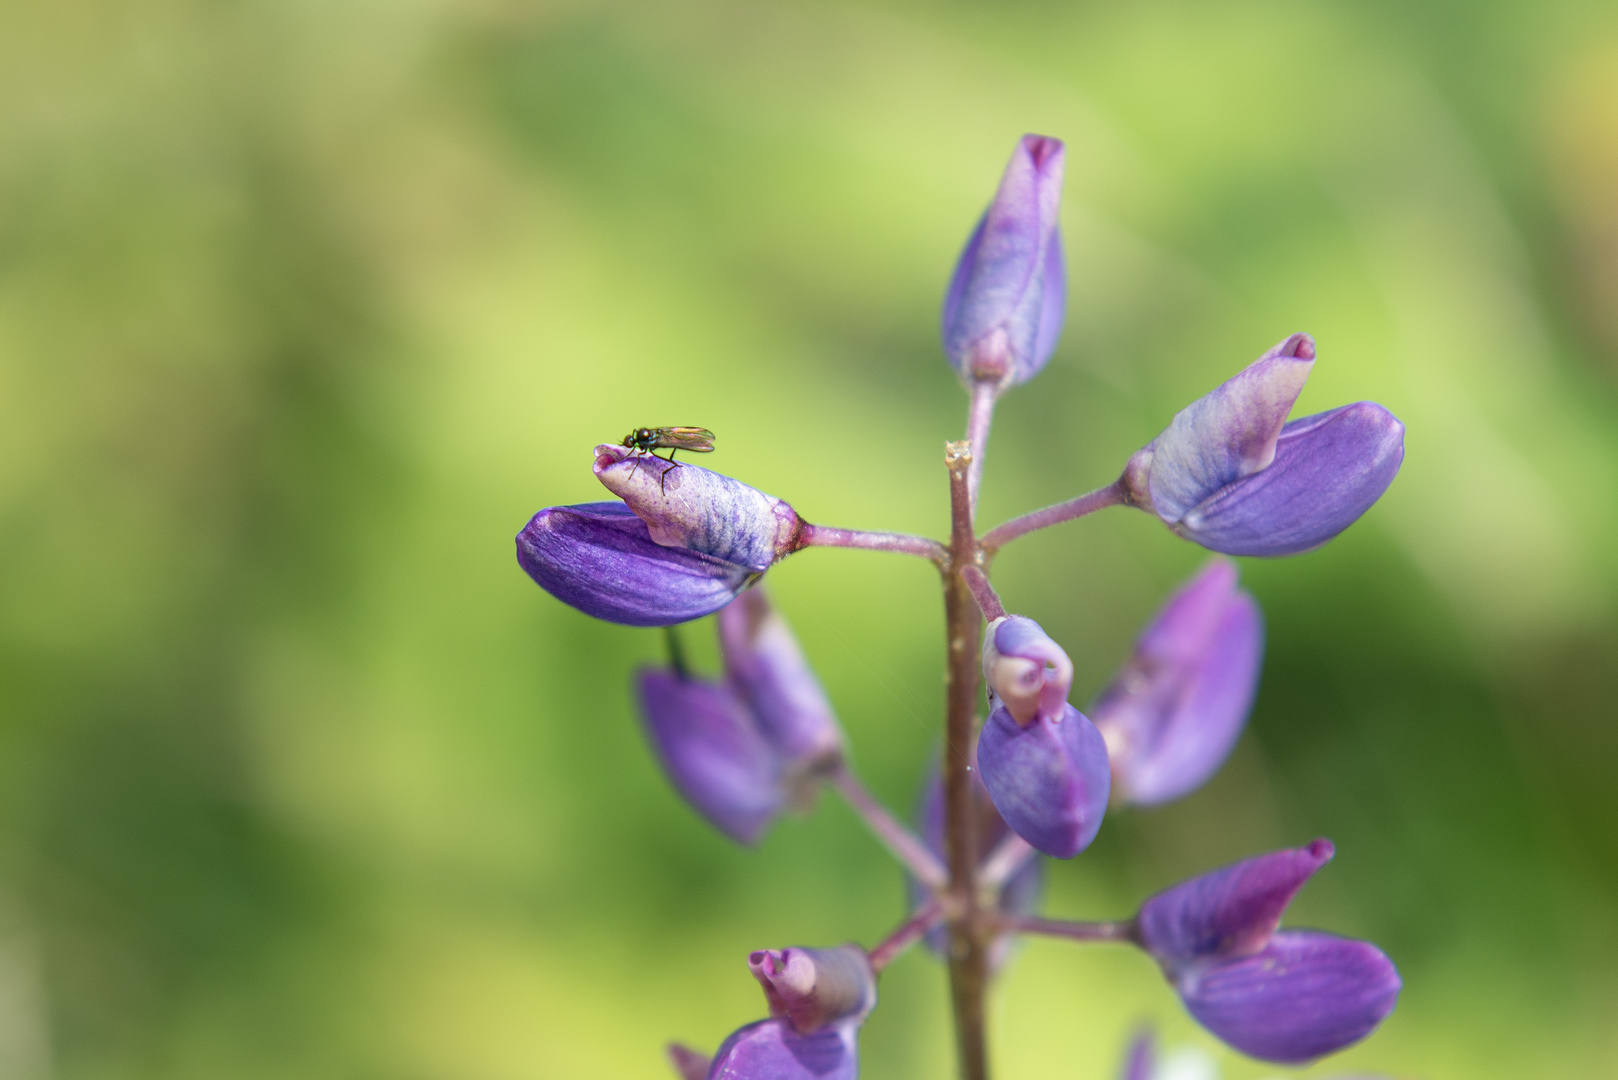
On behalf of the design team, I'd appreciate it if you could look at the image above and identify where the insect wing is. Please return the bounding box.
[651,426,716,452]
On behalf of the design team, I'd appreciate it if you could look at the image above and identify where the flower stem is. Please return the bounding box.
[965,382,998,513]
[797,522,950,564]
[828,762,949,891]
[979,479,1128,554]
[944,439,990,1080]
[977,833,1034,892]
[959,565,1005,621]
[664,626,691,680]
[995,914,1137,944]
[868,899,949,974]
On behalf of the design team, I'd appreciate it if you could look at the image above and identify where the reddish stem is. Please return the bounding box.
[996,914,1137,944]
[943,440,989,1080]
[979,479,1128,554]
[868,899,948,974]
[829,762,948,891]
[797,522,949,564]
[959,565,1005,621]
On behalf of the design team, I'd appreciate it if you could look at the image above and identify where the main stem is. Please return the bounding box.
[943,440,989,1080]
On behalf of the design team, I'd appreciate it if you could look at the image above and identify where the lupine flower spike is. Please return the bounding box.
[1094,559,1264,806]
[976,616,1111,857]
[1121,334,1405,556]
[516,137,1409,1080]
[1135,840,1402,1063]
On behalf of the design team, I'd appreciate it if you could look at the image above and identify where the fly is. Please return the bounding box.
[622,426,716,492]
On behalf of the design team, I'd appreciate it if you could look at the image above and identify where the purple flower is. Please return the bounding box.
[977,701,1111,858]
[719,589,845,785]
[596,444,802,572]
[637,588,842,843]
[517,502,758,627]
[1121,334,1405,556]
[705,944,876,1080]
[977,614,1109,856]
[636,670,784,845]
[915,753,1043,972]
[942,135,1067,388]
[1135,840,1401,1064]
[1093,559,1263,806]
[982,615,1073,726]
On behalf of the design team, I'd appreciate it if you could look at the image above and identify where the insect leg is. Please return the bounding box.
[656,454,683,495]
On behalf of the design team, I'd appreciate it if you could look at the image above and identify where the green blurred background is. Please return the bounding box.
[2,0,1617,1076]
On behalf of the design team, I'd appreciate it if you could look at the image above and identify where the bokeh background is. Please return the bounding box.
[3,0,1617,1077]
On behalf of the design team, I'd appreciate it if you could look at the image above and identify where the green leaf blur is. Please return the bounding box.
[1,0,1615,1076]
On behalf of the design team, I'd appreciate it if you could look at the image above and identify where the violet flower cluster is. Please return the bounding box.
[517,134,1406,1079]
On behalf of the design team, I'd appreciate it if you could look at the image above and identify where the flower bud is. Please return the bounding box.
[595,445,801,572]
[976,702,1110,858]
[1093,560,1263,806]
[1122,335,1404,556]
[942,134,1067,388]
[1136,840,1401,1064]
[517,502,757,627]
[982,616,1073,727]
[720,588,845,778]
[635,670,785,845]
[748,945,876,1034]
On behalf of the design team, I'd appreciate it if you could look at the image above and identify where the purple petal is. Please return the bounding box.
[1147,334,1317,524]
[1172,402,1406,556]
[635,669,784,845]
[941,212,987,349]
[1177,930,1400,1064]
[667,1043,713,1080]
[914,753,1044,970]
[983,616,1074,727]
[595,445,802,572]
[1117,1029,1155,1080]
[748,946,876,1033]
[1136,840,1335,973]
[719,589,844,775]
[1094,560,1264,806]
[517,502,756,627]
[976,703,1110,858]
[708,1018,859,1080]
[941,135,1067,387]
[1032,227,1067,377]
